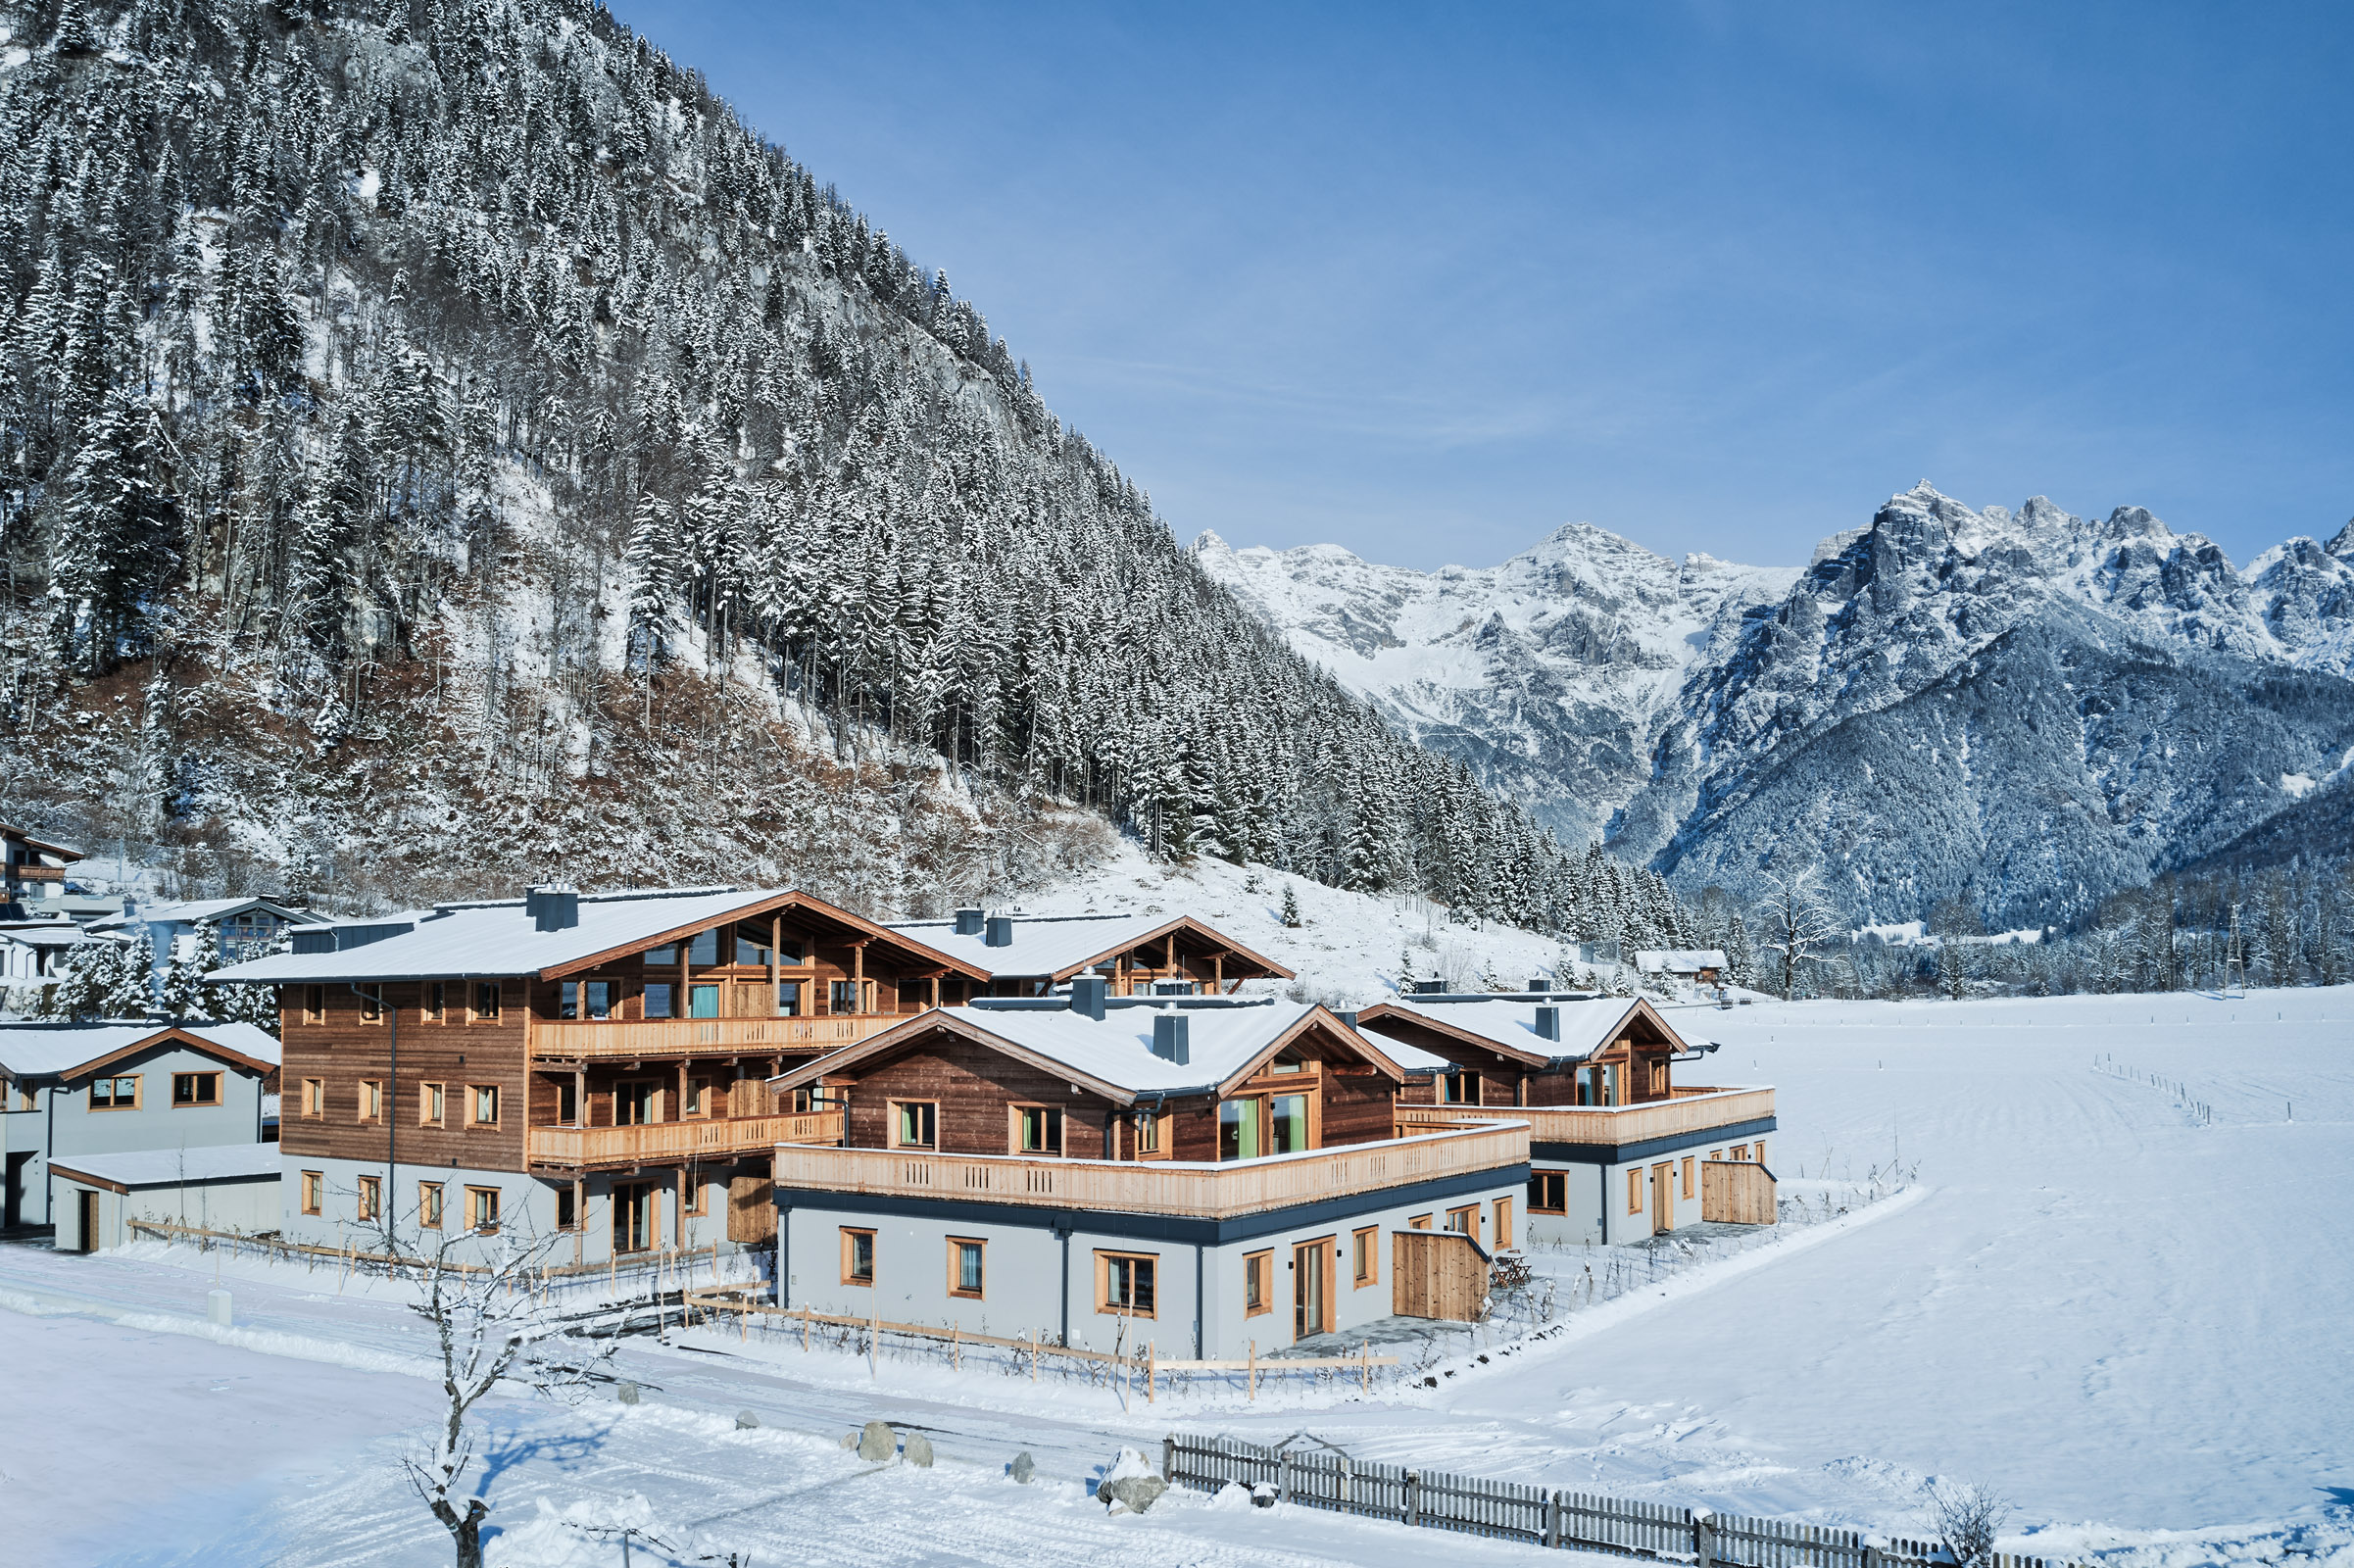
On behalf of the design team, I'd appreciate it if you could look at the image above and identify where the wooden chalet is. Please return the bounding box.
[761,982,1530,1356]
[885,908,1293,997]
[0,822,83,913]
[214,885,992,1262]
[1356,996,1777,1244]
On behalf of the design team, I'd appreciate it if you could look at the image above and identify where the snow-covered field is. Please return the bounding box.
[3,988,2349,1567]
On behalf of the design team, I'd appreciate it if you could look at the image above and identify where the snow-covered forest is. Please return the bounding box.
[0,0,1678,930]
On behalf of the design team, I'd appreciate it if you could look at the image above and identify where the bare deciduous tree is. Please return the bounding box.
[1926,1478,2009,1568]
[1753,861,1842,1002]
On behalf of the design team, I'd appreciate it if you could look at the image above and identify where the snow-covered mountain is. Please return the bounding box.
[1202,484,2354,927]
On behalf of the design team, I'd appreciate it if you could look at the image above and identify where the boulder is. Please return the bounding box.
[1096,1446,1168,1515]
[735,1410,760,1431]
[858,1420,898,1462]
[1009,1451,1036,1484]
[903,1432,934,1468]
[840,1432,858,1449]
[615,1382,640,1406]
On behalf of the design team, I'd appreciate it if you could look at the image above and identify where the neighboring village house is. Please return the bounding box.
[91,896,326,990]
[213,886,996,1263]
[0,822,84,916]
[886,909,1294,998]
[0,1020,280,1232]
[1356,996,1776,1244]
[1633,949,1729,989]
[764,982,1529,1357]
[50,1144,284,1252]
[0,918,97,1001]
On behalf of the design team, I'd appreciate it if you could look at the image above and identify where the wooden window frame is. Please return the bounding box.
[1709,1149,1724,1162]
[466,1084,501,1128]
[682,1176,706,1216]
[1529,1170,1567,1213]
[1008,1102,1064,1157]
[87,1074,140,1111]
[1752,1138,1766,1165]
[555,1186,578,1231]
[1731,1144,1749,1162]
[423,982,447,1023]
[418,1181,444,1230]
[1493,1196,1514,1250]
[613,1080,660,1127]
[1351,1225,1378,1287]
[1446,1202,1479,1236]
[841,1226,876,1287]
[300,1170,322,1215]
[302,984,325,1022]
[1627,1167,1644,1215]
[1408,1213,1432,1230]
[1098,1250,1158,1319]
[419,1081,446,1127]
[684,1077,713,1119]
[1134,1106,1166,1159]
[1681,1155,1696,1200]
[301,1078,324,1119]
[890,1100,940,1151]
[464,1185,501,1234]
[471,981,502,1022]
[171,1071,223,1108]
[358,985,384,1024]
[947,1236,986,1299]
[358,1078,383,1123]
[1440,1068,1480,1106]
[1243,1249,1273,1316]
[356,1174,381,1222]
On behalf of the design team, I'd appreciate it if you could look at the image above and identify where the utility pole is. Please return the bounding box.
[2223,903,2248,998]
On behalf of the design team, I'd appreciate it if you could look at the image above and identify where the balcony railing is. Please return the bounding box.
[1396,1085,1773,1148]
[529,1014,902,1061]
[770,1119,1529,1222]
[528,1109,843,1169]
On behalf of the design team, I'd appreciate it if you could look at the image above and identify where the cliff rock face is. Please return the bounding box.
[1206,483,2354,925]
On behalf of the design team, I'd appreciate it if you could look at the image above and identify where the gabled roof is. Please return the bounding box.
[1356,996,1691,1068]
[0,921,94,947]
[769,1000,1402,1105]
[101,897,325,930]
[209,887,990,986]
[0,822,83,861]
[1634,949,1729,973]
[0,1021,280,1080]
[884,910,1294,982]
[50,1144,282,1192]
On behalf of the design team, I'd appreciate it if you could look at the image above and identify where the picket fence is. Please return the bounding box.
[1163,1435,2078,1568]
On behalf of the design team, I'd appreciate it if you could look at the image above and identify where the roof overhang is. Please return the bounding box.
[540,890,994,983]
[1049,916,1297,983]
[1211,1006,1408,1095]
[767,1011,1145,1106]
[1353,1002,1558,1068]
[4,1026,278,1083]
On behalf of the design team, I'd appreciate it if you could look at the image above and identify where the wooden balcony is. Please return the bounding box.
[8,864,63,883]
[528,1109,843,1171]
[771,1120,1529,1222]
[1396,1085,1774,1150]
[528,1014,901,1062]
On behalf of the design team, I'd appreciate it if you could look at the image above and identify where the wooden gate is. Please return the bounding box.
[726,1171,776,1242]
[1393,1229,1490,1321]
[1700,1160,1778,1225]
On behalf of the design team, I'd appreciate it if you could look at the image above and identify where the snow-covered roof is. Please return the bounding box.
[0,1021,281,1079]
[0,921,94,947]
[775,999,1400,1102]
[49,1144,282,1190]
[212,887,982,985]
[0,822,82,860]
[885,910,1292,982]
[1359,997,1680,1066]
[1634,949,1729,974]
[102,897,323,929]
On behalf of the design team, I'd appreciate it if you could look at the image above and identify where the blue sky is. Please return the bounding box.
[613,1,2354,572]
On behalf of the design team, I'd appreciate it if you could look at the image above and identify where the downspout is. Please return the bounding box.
[43,1078,56,1225]
[776,1201,791,1309]
[1194,1241,1204,1359]
[350,984,394,1249]
[1054,1219,1072,1346]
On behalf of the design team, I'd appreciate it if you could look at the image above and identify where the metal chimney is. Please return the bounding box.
[1070,974,1107,1021]
[1535,1005,1560,1042]
[526,884,580,931]
[954,906,985,936]
[1151,1012,1190,1065]
[984,914,1014,948]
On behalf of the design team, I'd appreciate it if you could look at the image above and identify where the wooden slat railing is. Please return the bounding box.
[1395,1085,1773,1147]
[771,1120,1529,1221]
[529,1109,842,1169]
[529,1014,902,1060]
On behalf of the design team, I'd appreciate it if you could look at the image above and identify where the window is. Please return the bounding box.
[304,985,325,1022]
[690,984,720,1018]
[685,1078,711,1118]
[1731,1144,1749,1162]
[418,1182,444,1230]
[1681,1156,1696,1200]
[424,983,446,1022]
[1493,1197,1514,1250]
[829,979,860,1014]
[1709,1149,1724,1162]
[1014,1104,1062,1155]
[734,934,771,966]
[555,1187,577,1230]
[465,1186,500,1232]
[357,1175,381,1222]
[687,930,719,966]
[643,982,675,1019]
[682,1178,705,1216]
[1441,1069,1479,1105]
[644,942,678,967]
[614,1081,658,1126]
[1447,1203,1479,1236]
[1529,1170,1567,1213]
[1100,1251,1157,1317]
[1244,1250,1273,1315]
[894,1101,938,1149]
[1649,1059,1667,1097]
[557,1079,578,1124]
[842,1227,875,1286]
[1628,1167,1644,1215]
[1408,1213,1432,1230]
[1351,1226,1378,1287]
[1269,1093,1311,1154]
[359,986,383,1023]
[1135,1108,1161,1156]
[1753,1139,1766,1165]
[88,1075,139,1110]
[359,1079,383,1122]
[300,1170,323,1215]
[467,1085,500,1126]
[1217,1098,1260,1161]
[473,981,502,1021]
[560,980,613,1020]
[172,1072,222,1107]
[419,1082,445,1126]
[948,1237,985,1298]
[776,980,802,1017]
[301,1078,324,1117]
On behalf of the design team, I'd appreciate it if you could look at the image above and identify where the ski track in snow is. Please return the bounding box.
[2,989,2351,1566]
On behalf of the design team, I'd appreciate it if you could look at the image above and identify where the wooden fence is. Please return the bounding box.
[123,1219,748,1296]
[1701,1160,1779,1225]
[1392,1228,1491,1320]
[1164,1434,2080,1568]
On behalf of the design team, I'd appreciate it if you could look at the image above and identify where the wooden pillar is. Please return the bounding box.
[768,914,781,1015]
[573,1066,585,1125]
[678,1058,689,1121]
[852,940,865,1014]
[1213,953,1223,995]
[679,937,691,1016]
[929,974,940,1008]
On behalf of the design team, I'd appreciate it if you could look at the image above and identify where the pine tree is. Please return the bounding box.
[1280,883,1302,929]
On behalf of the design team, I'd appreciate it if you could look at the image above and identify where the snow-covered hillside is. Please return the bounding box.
[1206,485,2354,927]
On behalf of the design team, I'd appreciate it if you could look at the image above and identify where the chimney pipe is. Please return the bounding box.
[1070,974,1107,1021]
[526,885,579,932]
[1535,1005,1560,1042]
[1151,1012,1190,1066]
[984,914,1013,948]
[953,906,985,937]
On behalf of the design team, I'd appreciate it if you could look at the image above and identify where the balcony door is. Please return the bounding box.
[613,1181,657,1254]
[1293,1240,1331,1343]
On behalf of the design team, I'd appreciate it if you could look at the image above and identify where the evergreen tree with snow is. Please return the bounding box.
[1280,883,1302,929]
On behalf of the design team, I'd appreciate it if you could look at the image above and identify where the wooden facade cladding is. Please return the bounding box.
[840,1038,1123,1159]
[1361,998,1693,1111]
[1394,1086,1775,1148]
[275,980,532,1171]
